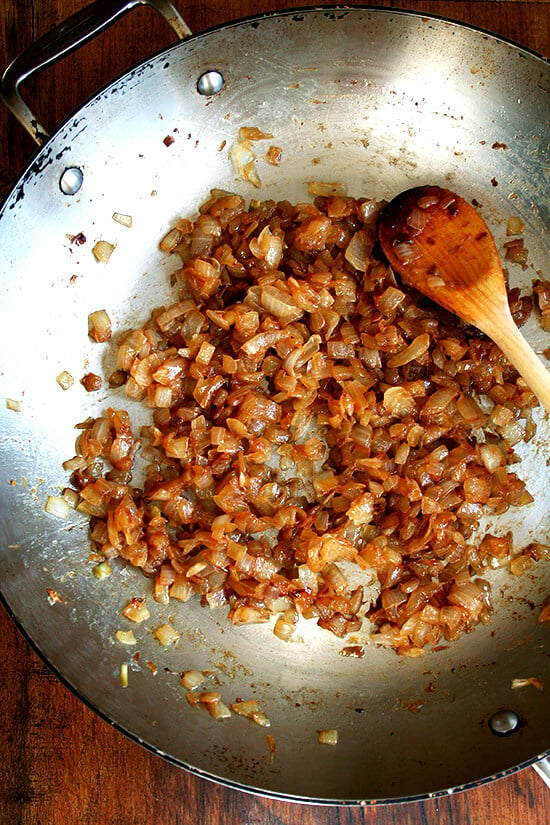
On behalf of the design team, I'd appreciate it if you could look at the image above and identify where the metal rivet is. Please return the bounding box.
[489,710,520,737]
[59,167,83,195]
[197,70,224,96]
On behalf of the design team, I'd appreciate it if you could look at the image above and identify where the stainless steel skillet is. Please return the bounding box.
[0,0,549,802]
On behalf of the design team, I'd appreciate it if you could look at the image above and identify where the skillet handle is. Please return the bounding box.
[1,0,191,144]
[533,758,550,790]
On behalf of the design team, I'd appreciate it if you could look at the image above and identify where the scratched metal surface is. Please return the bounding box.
[0,8,549,802]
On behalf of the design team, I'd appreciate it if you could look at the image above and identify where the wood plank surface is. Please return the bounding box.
[0,2,549,824]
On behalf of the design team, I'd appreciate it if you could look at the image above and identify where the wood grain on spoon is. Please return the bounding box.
[377,185,550,413]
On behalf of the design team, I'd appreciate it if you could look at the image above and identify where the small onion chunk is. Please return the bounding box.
[309,181,346,197]
[112,212,133,228]
[154,623,180,645]
[93,561,112,578]
[387,334,430,368]
[122,598,150,623]
[119,663,129,687]
[511,676,543,692]
[88,309,112,343]
[318,729,338,746]
[56,370,74,390]
[506,216,524,236]
[181,670,205,690]
[115,630,136,645]
[45,495,71,520]
[92,240,115,263]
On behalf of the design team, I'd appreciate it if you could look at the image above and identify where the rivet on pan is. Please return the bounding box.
[489,710,520,737]
[59,166,83,196]
[196,70,224,96]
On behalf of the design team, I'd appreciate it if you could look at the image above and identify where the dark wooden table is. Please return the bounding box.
[1,1,549,822]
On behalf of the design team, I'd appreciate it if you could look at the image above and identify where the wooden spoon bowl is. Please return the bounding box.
[377,185,550,413]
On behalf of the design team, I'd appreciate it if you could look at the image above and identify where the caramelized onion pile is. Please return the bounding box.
[68,191,549,656]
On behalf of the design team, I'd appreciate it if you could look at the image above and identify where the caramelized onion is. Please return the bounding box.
[70,190,543,655]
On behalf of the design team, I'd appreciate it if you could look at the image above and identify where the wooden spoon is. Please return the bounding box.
[377,185,550,413]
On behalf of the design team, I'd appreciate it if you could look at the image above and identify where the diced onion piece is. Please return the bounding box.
[56,370,74,390]
[387,334,430,368]
[500,420,525,446]
[169,576,193,602]
[267,146,282,165]
[251,711,271,727]
[116,630,136,645]
[232,699,260,717]
[538,603,550,623]
[511,677,543,692]
[198,691,222,704]
[122,598,150,623]
[456,395,484,422]
[439,192,456,210]
[383,386,416,416]
[393,239,419,263]
[479,444,504,472]
[376,286,405,314]
[160,226,183,253]
[273,617,296,641]
[186,691,201,707]
[318,729,338,746]
[359,199,378,221]
[504,238,528,268]
[181,670,205,690]
[448,581,484,619]
[506,216,524,236]
[395,442,410,465]
[510,555,534,576]
[347,492,375,526]
[230,128,272,188]
[6,398,21,412]
[88,309,112,342]
[417,194,439,208]
[154,623,180,645]
[298,563,319,594]
[62,488,80,508]
[308,181,346,197]
[250,227,284,269]
[112,212,133,228]
[206,699,232,720]
[119,663,129,687]
[45,495,71,520]
[344,230,372,272]
[92,240,115,263]
[93,561,112,578]
[406,206,427,231]
[231,606,271,625]
[81,372,102,392]
[185,690,201,708]
[260,285,302,322]
[196,341,216,367]
[231,700,271,726]
[491,405,514,427]
[426,273,445,288]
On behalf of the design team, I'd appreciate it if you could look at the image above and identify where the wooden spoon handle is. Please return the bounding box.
[483,312,550,414]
